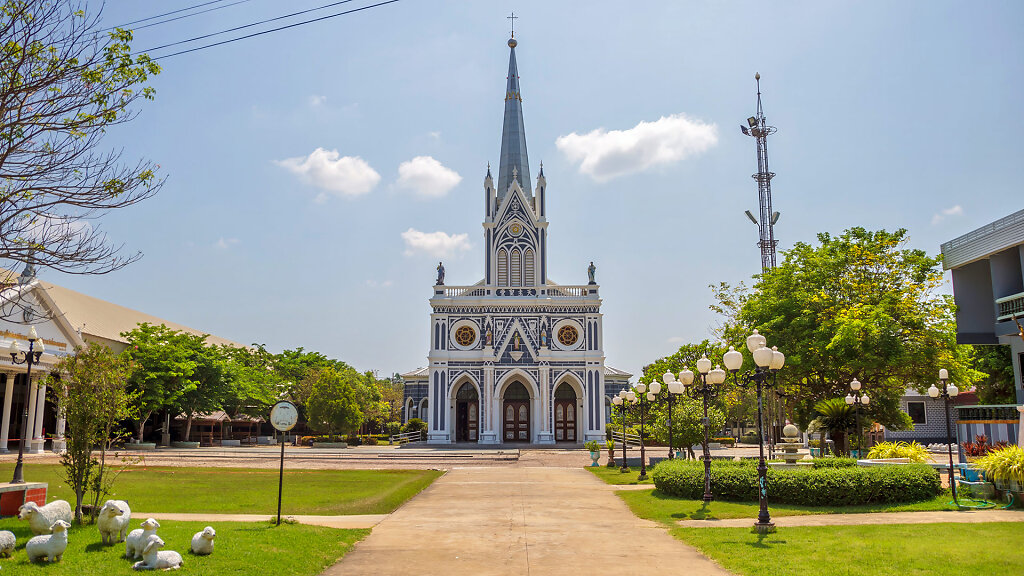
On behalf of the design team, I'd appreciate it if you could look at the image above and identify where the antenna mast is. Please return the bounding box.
[741,73,779,272]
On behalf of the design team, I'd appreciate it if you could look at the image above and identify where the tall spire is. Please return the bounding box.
[497,35,531,203]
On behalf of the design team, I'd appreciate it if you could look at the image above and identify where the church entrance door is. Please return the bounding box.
[455,383,479,442]
[502,381,531,442]
[553,382,577,442]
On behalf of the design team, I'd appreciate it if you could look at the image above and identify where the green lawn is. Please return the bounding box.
[0,518,367,575]
[586,466,655,485]
[0,464,442,515]
[674,523,1024,576]
[618,489,958,523]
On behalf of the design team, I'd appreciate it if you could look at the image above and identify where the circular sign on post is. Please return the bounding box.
[270,401,298,432]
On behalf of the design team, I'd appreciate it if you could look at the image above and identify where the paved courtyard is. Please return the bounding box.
[323,466,730,576]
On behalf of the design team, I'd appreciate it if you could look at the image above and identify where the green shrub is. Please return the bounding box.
[384,421,402,437]
[867,441,930,463]
[401,418,427,433]
[584,440,600,452]
[738,433,760,444]
[811,457,858,469]
[652,459,940,506]
[974,445,1024,484]
[360,435,379,446]
[712,437,736,446]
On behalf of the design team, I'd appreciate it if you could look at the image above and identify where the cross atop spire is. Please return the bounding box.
[507,11,518,38]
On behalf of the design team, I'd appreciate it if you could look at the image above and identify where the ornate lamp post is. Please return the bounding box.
[928,369,959,504]
[9,326,45,484]
[844,379,870,457]
[658,371,686,459]
[678,358,726,502]
[631,382,655,481]
[613,390,629,472]
[723,330,785,533]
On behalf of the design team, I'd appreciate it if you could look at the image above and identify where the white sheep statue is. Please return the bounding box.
[0,530,15,558]
[97,499,132,544]
[132,534,183,571]
[190,526,216,556]
[18,500,73,536]
[25,519,70,563]
[126,518,161,560]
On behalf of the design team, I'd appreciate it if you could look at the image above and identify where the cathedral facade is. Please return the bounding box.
[402,36,630,445]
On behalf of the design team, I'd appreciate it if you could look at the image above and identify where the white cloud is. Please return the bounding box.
[931,205,964,226]
[309,94,327,107]
[401,228,471,258]
[366,279,394,288]
[428,131,441,140]
[396,156,462,198]
[555,114,718,182]
[275,148,381,199]
[215,237,239,250]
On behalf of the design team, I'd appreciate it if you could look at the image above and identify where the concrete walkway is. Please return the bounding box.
[133,512,386,529]
[677,509,1024,528]
[324,466,730,576]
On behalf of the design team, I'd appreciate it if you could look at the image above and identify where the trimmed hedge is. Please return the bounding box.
[811,457,858,469]
[652,459,940,506]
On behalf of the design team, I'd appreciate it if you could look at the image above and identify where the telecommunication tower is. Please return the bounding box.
[740,73,780,272]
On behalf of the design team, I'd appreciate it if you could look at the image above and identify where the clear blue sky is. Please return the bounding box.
[41,1,1024,378]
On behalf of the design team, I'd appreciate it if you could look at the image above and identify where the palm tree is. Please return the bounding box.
[814,398,856,456]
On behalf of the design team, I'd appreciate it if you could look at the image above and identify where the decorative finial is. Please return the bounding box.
[512,166,518,183]
[755,72,760,80]
[538,161,544,176]
[507,11,518,39]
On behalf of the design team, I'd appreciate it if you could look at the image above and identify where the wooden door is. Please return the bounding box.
[503,401,530,442]
[554,400,576,442]
[456,401,478,442]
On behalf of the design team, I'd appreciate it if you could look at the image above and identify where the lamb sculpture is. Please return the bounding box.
[25,520,70,563]
[97,499,132,544]
[18,500,73,535]
[0,530,15,558]
[126,518,161,560]
[190,526,216,556]
[132,534,183,571]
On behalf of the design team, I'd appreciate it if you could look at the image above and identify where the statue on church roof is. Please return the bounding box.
[587,261,596,285]
[436,262,445,285]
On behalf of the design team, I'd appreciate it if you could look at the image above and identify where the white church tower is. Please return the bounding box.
[402,34,630,445]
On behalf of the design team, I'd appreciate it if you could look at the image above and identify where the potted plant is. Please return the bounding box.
[974,445,1024,493]
[584,440,601,467]
[605,438,616,468]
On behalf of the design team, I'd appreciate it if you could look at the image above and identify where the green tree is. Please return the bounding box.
[221,344,282,417]
[649,398,726,459]
[715,228,983,429]
[306,368,363,436]
[172,334,232,442]
[813,398,856,456]
[274,348,353,407]
[0,1,163,277]
[49,343,136,522]
[970,344,1015,404]
[121,323,196,442]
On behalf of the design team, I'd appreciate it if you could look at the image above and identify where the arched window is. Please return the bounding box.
[524,248,535,286]
[511,249,522,287]
[497,249,508,286]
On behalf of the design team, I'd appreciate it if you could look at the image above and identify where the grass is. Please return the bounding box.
[0,518,367,575]
[0,464,442,515]
[618,489,959,523]
[673,523,1024,576]
[586,466,655,485]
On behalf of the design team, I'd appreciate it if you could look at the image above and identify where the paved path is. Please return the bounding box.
[133,512,387,529]
[324,466,730,576]
[677,509,1024,528]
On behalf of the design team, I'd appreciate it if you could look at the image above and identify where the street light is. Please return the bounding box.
[724,330,785,533]
[844,379,870,457]
[928,369,960,504]
[633,381,655,481]
[659,371,686,459]
[9,326,45,484]
[680,357,726,502]
[613,391,629,472]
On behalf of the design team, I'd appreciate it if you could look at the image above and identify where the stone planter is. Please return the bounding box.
[589,451,601,467]
[256,436,277,445]
[130,443,157,451]
[220,440,241,447]
[311,442,348,449]
[171,441,200,449]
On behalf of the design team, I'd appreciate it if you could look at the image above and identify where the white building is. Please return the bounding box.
[0,265,240,453]
[402,36,631,445]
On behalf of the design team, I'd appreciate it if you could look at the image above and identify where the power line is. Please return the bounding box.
[102,0,234,31]
[147,0,400,60]
[144,0,359,53]
[128,0,255,33]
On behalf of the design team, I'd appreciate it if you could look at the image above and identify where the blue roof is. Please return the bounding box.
[497,37,531,203]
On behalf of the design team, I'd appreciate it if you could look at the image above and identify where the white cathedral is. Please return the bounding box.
[401,35,631,445]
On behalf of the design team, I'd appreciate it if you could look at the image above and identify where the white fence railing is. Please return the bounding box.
[390,430,426,445]
[433,285,596,299]
[610,430,641,448]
